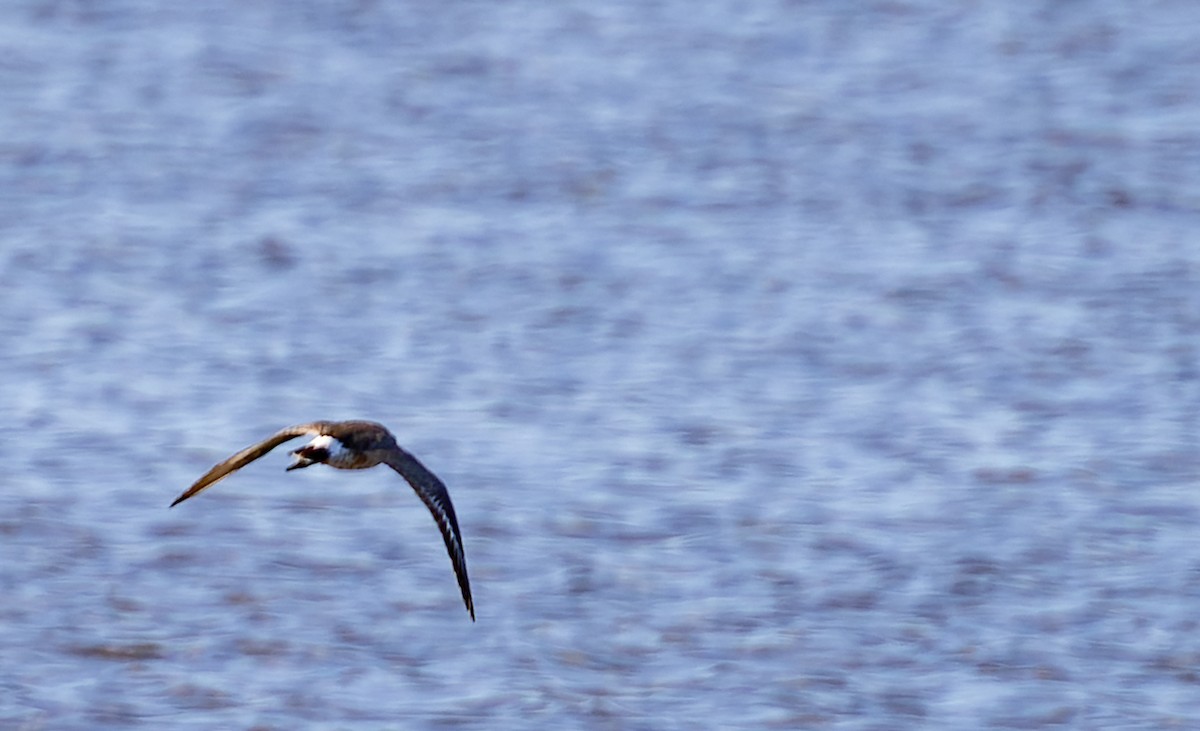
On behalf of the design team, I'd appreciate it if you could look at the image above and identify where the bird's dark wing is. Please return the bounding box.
[170,423,328,507]
[383,448,475,621]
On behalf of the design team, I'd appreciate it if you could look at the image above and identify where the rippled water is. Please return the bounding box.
[3,2,1200,729]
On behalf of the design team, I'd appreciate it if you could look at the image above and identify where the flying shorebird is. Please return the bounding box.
[169,420,474,621]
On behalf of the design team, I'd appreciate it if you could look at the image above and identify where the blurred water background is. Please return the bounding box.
[2,2,1200,729]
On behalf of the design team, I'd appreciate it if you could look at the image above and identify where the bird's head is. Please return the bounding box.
[286,434,336,471]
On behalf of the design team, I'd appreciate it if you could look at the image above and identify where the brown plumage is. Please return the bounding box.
[170,420,474,621]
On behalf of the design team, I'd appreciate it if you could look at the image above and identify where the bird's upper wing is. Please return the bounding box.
[383,448,475,621]
[170,423,327,507]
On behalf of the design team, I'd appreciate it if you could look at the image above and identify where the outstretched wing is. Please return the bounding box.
[170,423,327,507]
[383,448,475,621]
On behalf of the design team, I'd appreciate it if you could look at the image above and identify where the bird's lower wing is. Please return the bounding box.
[384,449,475,621]
[169,423,325,507]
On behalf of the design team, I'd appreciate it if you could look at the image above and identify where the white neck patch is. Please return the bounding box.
[307,434,347,459]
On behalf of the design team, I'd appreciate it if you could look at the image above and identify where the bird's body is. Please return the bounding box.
[170,420,474,621]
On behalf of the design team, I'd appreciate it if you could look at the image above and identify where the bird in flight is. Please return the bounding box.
[170,420,474,621]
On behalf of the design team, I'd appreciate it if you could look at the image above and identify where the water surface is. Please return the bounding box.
[2,2,1199,729]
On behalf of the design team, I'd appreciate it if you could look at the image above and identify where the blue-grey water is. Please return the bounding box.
[3,2,1199,729]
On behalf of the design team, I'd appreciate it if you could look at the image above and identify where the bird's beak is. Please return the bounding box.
[287,443,328,471]
[287,450,314,471]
